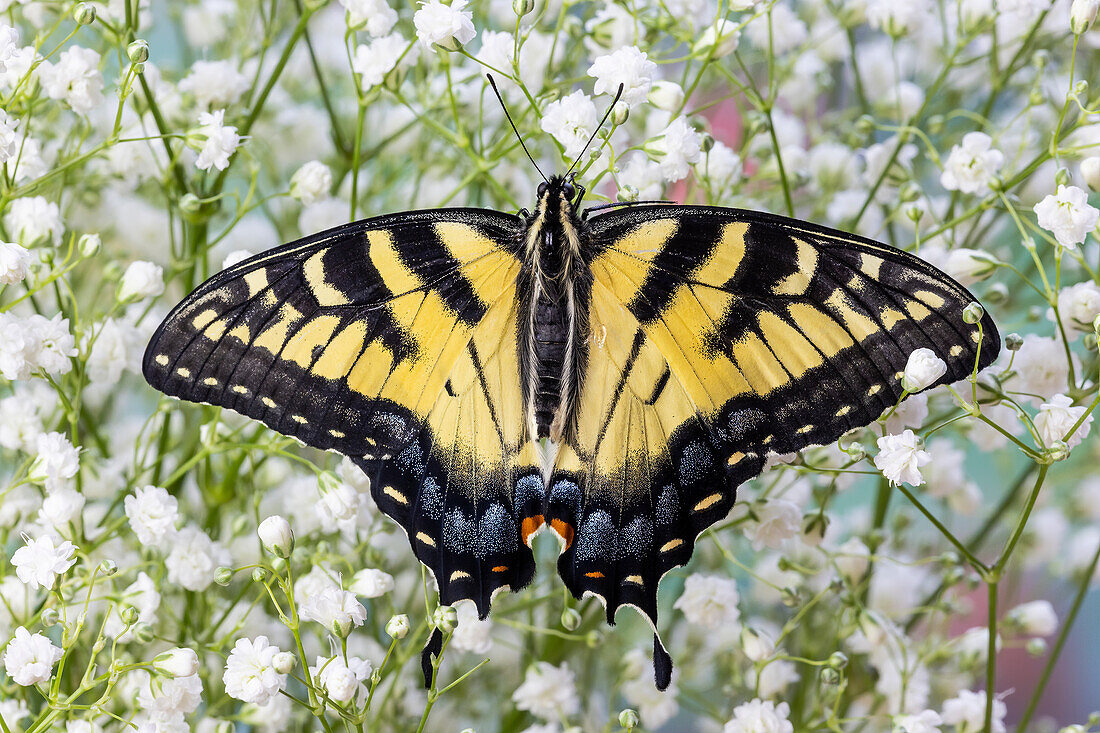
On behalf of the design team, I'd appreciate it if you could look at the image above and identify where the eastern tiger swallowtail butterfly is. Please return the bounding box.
[143,93,1000,691]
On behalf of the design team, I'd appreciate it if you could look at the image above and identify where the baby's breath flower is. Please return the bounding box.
[4,196,63,246]
[11,534,78,589]
[1081,156,1100,191]
[942,690,1006,733]
[452,601,494,654]
[834,536,871,581]
[1011,334,1072,401]
[311,654,372,704]
[587,46,657,108]
[257,515,294,558]
[413,0,476,51]
[3,627,63,686]
[223,636,287,705]
[154,647,200,678]
[39,487,84,528]
[724,699,794,733]
[865,0,927,35]
[386,614,410,639]
[743,499,802,550]
[36,46,103,114]
[352,33,414,91]
[125,485,181,548]
[902,348,947,393]
[512,662,579,720]
[1006,600,1058,636]
[693,19,741,58]
[892,710,942,733]
[179,59,249,108]
[119,260,165,302]
[673,574,740,628]
[1071,0,1100,33]
[874,430,930,486]
[740,627,776,662]
[1033,184,1099,249]
[349,567,394,597]
[299,585,367,636]
[0,241,28,285]
[650,117,703,182]
[540,91,599,160]
[340,0,398,36]
[940,132,1004,194]
[29,431,80,491]
[166,525,230,591]
[1034,394,1093,450]
[194,109,242,172]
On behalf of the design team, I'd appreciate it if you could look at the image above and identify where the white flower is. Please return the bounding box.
[154,647,200,678]
[740,627,776,662]
[1007,600,1058,636]
[4,196,63,246]
[452,601,493,654]
[648,80,684,112]
[834,537,871,581]
[940,132,1004,194]
[0,241,29,285]
[299,585,367,636]
[673,574,741,628]
[223,636,287,705]
[311,654,372,704]
[136,670,203,723]
[699,140,742,187]
[386,614,410,639]
[585,3,635,51]
[29,431,80,491]
[902,348,947,393]
[865,0,926,35]
[540,90,598,159]
[512,662,579,720]
[620,648,679,727]
[1057,281,1100,332]
[37,46,103,114]
[808,142,858,192]
[746,5,806,53]
[1033,185,1099,249]
[165,525,230,591]
[0,108,18,164]
[178,60,249,108]
[352,33,413,91]
[257,515,294,558]
[32,314,77,378]
[1071,0,1100,33]
[693,18,741,57]
[893,709,942,733]
[125,485,180,548]
[1081,156,1100,191]
[194,109,241,172]
[39,487,85,528]
[3,627,63,686]
[943,248,998,286]
[11,534,78,589]
[743,499,802,551]
[340,0,398,35]
[182,0,235,46]
[724,699,794,733]
[942,690,1006,733]
[119,260,165,302]
[289,161,332,205]
[1035,394,1093,450]
[349,567,394,597]
[1012,334,1070,401]
[874,430,930,486]
[413,0,476,51]
[105,572,160,639]
[0,23,17,72]
[650,117,703,182]
[587,46,657,108]
[618,151,666,200]
[86,317,142,386]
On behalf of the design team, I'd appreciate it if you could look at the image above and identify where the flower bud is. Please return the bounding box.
[820,667,841,685]
[127,40,149,64]
[273,651,297,674]
[1047,440,1070,462]
[1005,332,1023,351]
[1071,0,1099,33]
[386,614,410,639]
[257,515,294,559]
[1081,157,1100,192]
[99,559,118,576]
[251,567,269,583]
[120,605,139,625]
[41,608,60,627]
[1055,166,1071,188]
[902,347,947,392]
[79,233,101,257]
[73,2,96,24]
[611,102,629,126]
[618,709,640,730]
[214,566,233,586]
[648,81,684,112]
[133,622,155,644]
[179,193,203,217]
[560,607,582,631]
[1026,637,1049,657]
[962,302,985,324]
[692,19,740,58]
[154,647,199,678]
[432,604,457,633]
[513,0,534,15]
[827,651,849,669]
[740,627,775,662]
[118,260,165,303]
[616,184,639,203]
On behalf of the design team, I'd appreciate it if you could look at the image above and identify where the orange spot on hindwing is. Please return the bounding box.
[550,519,575,550]
[520,514,545,546]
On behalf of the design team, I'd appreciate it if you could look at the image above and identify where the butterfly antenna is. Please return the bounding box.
[487,74,548,183]
[566,83,624,176]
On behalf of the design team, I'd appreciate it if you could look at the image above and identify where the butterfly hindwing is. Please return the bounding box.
[549,205,1000,630]
[143,209,543,615]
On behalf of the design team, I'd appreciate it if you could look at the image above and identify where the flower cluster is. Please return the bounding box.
[1,0,1098,731]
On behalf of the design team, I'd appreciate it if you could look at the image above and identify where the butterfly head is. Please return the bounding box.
[536,174,582,215]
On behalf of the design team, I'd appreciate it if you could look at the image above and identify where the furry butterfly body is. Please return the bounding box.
[144,174,1000,689]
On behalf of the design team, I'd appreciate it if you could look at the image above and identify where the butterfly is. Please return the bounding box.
[143,89,1000,690]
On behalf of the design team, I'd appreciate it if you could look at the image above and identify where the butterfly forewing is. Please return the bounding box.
[548,205,1000,634]
[143,209,544,615]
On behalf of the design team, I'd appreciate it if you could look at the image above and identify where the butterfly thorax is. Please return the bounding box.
[517,176,593,446]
